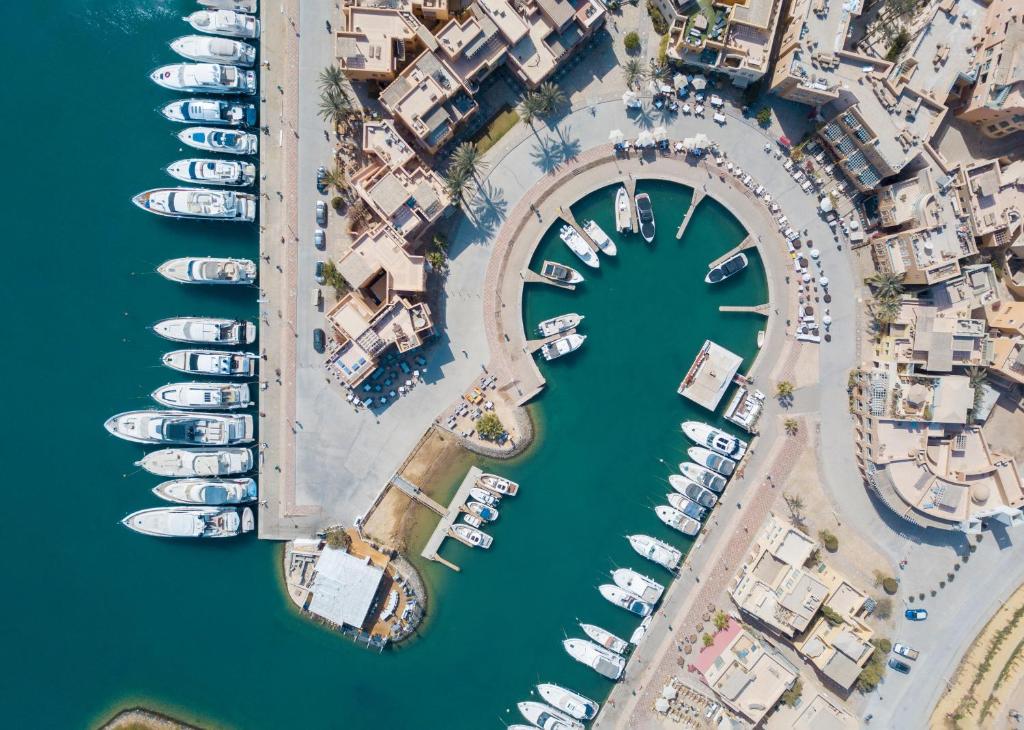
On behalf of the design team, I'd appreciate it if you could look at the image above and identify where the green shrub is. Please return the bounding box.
[646,1,669,34]
[331,195,344,212]
[755,107,772,127]
[820,605,844,626]
[325,527,351,551]
[781,679,803,707]
[624,31,640,53]
[818,529,839,553]
[477,412,505,440]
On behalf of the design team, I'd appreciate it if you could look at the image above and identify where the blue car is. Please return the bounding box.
[888,658,911,674]
[905,608,928,621]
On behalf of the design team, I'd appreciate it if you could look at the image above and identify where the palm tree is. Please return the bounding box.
[776,381,795,399]
[444,166,471,205]
[318,87,353,127]
[535,81,567,116]
[518,92,545,126]
[872,297,902,326]
[321,165,348,194]
[450,141,488,181]
[713,611,729,632]
[867,270,905,301]
[783,493,805,521]
[967,366,988,389]
[623,58,645,91]
[647,58,669,84]
[784,418,799,436]
[318,65,347,96]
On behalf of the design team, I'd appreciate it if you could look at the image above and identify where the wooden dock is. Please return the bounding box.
[522,268,576,291]
[719,303,770,316]
[676,190,705,239]
[625,176,638,233]
[708,235,756,269]
[558,207,599,253]
[390,474,446,516]
[525,328,577,354]
[418,466,485,572]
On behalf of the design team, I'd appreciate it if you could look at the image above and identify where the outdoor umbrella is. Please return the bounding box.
[819,196,834,212]
[609,129,624,143]
[691,75,707,90]
[637,130,656,147]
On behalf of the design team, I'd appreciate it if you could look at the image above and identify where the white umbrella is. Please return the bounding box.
[691,75,707,90]
[682,103,691,114]
[653,126,668,142]
[802,273,812,283]
[660,83,673,94]
[662,685,678,700]
[637,130,656,147]
[674,142,685,152]
[655,698,670,713]
[819,196,834,212]
[609,129,624,143]
[823,315,833,325]
[673,73,688,90]
[820,276,830,287]
[622,91,641,108]
[810,248,820,259]
[849,219,860,230]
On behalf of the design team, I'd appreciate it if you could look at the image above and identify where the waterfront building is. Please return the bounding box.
[950,157,1024,249]
[955,0,1024,139]
[792,694,859,730]
[337,224,428,302]
[985,300,1024,386]
[882,300,989,373]
[335,5,438,82]
[793,578,875,690]
[677,339,743,411]
[351,157,449,241]
[309,548,385,630]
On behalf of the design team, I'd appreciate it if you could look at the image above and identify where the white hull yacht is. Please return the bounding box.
[451,523,492,548]
[185,10,261,39]
[688,446,736,475]
[477,473,519,495]
[177,127,257,155]
[668,492,708,522]
[614,186,630,232]
[580,622,628,654]
[599,584,652,617]
[153,317,256,346]
[465,500,498,521]
[627,534,681,571]
[133,188,256,222]
[583,219,617,256]
[166,159,256,186]
[122,505,254,538]
[559,225,600,268]
[170,35,256,66]
[612,568,665,604]
[150,63,255,94]
[104,410,253,445]
[160,98,256,127]
[668,474,717,508]
[679,462,727,493]
[537,313,582,337]
[540,260,584,284]
[468,486,500,505]
[536,684,599,722]
[137,447,253,477]
[681,420,748,459]
[163,349,258,377]
[198,0,257,12]
[705,252,748,284]
[563,639,625,680]
[635,193,655,242]
[151,382,252,410]
[540,333,586,361]
[517,702,583,730]
[158,256,256,285]
[655,505,701,536]
[153,477,257,505]
[630,615,652,646]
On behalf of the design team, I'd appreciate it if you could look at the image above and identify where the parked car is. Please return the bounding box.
[314,228,325,250]
[314,260,325,285]
[315,200,327,226]
[905,608,928,621]
[888,658,911,674]
[316,165,327,193]
[313,328,325,353]
[893,643,919,660]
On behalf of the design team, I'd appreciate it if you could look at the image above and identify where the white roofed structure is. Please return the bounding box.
[308,548,384,629]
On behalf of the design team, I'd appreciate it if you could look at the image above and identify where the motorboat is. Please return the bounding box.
[198,0,257,12]
[451,523,492,548]
[681,421,748,459]
[562,639,625,680]
[122,506,254,538]
[559,225,600,269]
[468,486,500,506]
[655,505,701,537]
[627,534,681,571]
[679,462,727,493]
[537,313,582,337]
[465,500,498,522]
[137,447,253,477]
[150,63,256,94]
[104,410,253,445]
[153,317,256,345]
[598,584,652,617]
[688,446,736,476]
[177,127,258,155]
[540,260,584,285]
[158,256,257,285]
[132,188,256,222]
[517,702,583,730]
[668,474,717,508]
[151,381,252,410]
[160,99,256,127]
[583,219,617,256]
[162,349,259,377]
[166,159,256,186]
[170,35,256,66]
[580,623,628,654]
[705,253,748,284]
[536,684,599,722]
[630,615,652,646]
[611,568,665,604]
[477,473,519,496]
[668,492,708,522]
[635,193,655,243]
[185,10,261,38]
[152,477,257,505]
[614,186,630,232]
[540,333,586,361]
[462,512,483,528]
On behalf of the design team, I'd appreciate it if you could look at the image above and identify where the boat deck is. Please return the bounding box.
[526,328,578,354]
[707,235,755,269]
[522,267,576,291]
[557,207,599,254]
[677,339,743,412]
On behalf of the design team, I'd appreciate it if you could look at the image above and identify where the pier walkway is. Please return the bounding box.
[557,207,599,253]
[676,190,706,239]
[625,176,638,233]
[419,467,484,572]
[522,268,576,290]
[708,235,756,268]
[390,474,446,516]
[719,303,770,316]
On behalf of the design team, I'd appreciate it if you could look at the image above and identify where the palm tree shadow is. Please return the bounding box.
[631,105,655,129]
[467,180,508,238]
[530,135,564,173]
[551,123,581,162]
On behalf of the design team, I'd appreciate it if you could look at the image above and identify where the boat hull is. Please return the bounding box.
[136,447,253,477]
[153,477,257,505]
[162,349,259,377]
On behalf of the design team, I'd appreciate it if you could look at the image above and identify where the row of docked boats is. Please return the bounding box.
[612,187,655,243]
[450,473,519,549]
[537,312,587,363]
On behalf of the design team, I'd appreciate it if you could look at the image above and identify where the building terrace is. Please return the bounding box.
[951,157,1024,247]
[351,157,449,241]
[957,0,1024,139]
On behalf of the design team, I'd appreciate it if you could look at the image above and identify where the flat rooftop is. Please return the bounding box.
[678,339,743,411]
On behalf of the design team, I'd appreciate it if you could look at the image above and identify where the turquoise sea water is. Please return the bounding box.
[0,3,765,727]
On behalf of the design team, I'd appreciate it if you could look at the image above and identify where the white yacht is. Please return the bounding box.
[562,639,625,680]
[137,447,253,477]
[461,512,483,529]
[166,159,256,187]
[540,260,584,285]
[150,63,256,94]
[468,486,499,506]
[630,615,652,646]
[198,0,257,12]
[517,702,583,730]
[583,219,617,256]
[133,188,256,222]
[668,492,708,522]
[688,446,736,475]
[163,349,258,377]
[559,225,600,269]
[537,313,582,337]
[627,534,681,571]
[160,98,256,126]
[170,35,256,66]
[705,252,748,284]
[185,10,261,38]
[177,127,258,155]
[151,382,251,410]
[668,474,717,508]
[540,333,586,361]
[681,421,749,459]
[153,477,257,505]
[465,500,498,522]
[635,192,655,243]
[158,256,256,285]
[105,410,253,445]
[580,622,628,654]
[536,684,599,722]
[451,523,492,548]
[477,473,518,495]
[655,505,701,536]
[679,462,727,493]
[122,506,254,538]
[153,317,256,346]
[598,584,652,617]
[612,568,665,604]
[614,186,630,232]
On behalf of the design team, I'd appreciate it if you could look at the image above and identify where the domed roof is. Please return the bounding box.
[971,482,991,505]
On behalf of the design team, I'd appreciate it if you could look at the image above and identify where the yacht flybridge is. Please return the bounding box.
[162,349,258,377]
[122,506,254,538]
[150,63,256,94]
[627,534,682,571]
[170,35,256,66]
[153,477,257,505]
[540,333,586,361]
[160,99,256,126]
[681,420,749,459]
[537,313,583,337]
[104,410,254,445]
[177,127,257,155]
[158,256,256,285]
[559,225,600,268]
[136,447,253,477]
[185,10,261,39]
[151,382,252,410]
[166,159,256,186]
[133,188,256,222]
[152,317,256,345]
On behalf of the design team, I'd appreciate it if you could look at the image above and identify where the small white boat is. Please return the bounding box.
[105,410,253,445]
[668,492,708,522]
[562,639,625,680]
[451,523,492,548]
[160,98,256,126]
[166,158,256,186]
[465,500,498,521]
[599,584,652,617]
[614,186,630,232]
[583,220,617,256]
[122,506,253,538]
[678,462,727,493]
[132,188,256,222]
[705,252,748,284]
[150,63,255,94]
[177,127,257,155]
[655,505,701,536]
[461,512,483,528]
[153,317,256,345]
[153,477,257,505]
[158,257,256,285]
[151,381,251,410]
[668,474,717,508]
[198,0,257,12]
[540,333,586,361]
[162,349,259,377]
[627,534,681,571]
[681,421,748,459]
[517,701,583,730]
[477,473,519,496]
[536,684,599,722]
[757,330,765,348]
[630,615,652,646]
[170,35,256,66]
[540,260,584,284]
[688,446,736,475]
[635,193,655,243]
[185,9,260,38]
[580,622,629,654]
[612,568,664,604]
[559,225,600,269]
[468,486,500,506]
[137,447,253,477]
[537,313,582,337]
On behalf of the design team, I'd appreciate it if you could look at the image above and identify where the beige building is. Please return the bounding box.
[986,300,1024,386]
[951,157,1024,249]
[793,579,875,690]
[350,154,449,241]
[883,301,989,373]
[957,0,1024,139]
[792,694,859,730]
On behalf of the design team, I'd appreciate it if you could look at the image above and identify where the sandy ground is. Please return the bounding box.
[99,708,203,730]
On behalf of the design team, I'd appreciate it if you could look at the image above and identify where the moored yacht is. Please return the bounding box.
[630,615,652,646]
[150,63,256,94]
[679,462,727,493]
[137,447,253,477]
[540,333,586,361]
[688,446,736,475]
[559,225,600,269]
[580,622,628,654]
[153,317,255,345]
[160,98,256,126]
[158,256,257,285]
[705,252,748,284]
[465,500,498,521]
[166,159,256,186]
[562,639,625,680]
[132,188,256,222]
[477,473,518,495]
[468,486,500,506]
[104,410,253,445]
[667,492,708,522]
[540,260,584,285]
[185,9,261,38]
[163,349,258,377]
[122,505,254,538]
[627,534,682,571]
[170,35,256,66]
[614,186,630,232]
[536,684,599,722]
[451,523,492,548]
[583,219,617,256]
[153,477,257,505]
[635,192,655,243]
[198,0,257,11]
[517,702,583,730]
[655,505,701,536]
[151,382,252,410]
[598,584,652,617]
[611,568,665,604]
[668,474,717,508]
[537,313,582,337]
[681,420,748,459]
[177,127,257,155]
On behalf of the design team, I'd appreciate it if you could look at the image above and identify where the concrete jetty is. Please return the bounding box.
[526,328,577,354]
[390,474,446,516]
[624,176,638,233]
[708,235,756,268]
[719,303,770,316]
[522,268,576,291]
[558,207,599,253]
[676,190,706,239]
[419,466,486,572]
